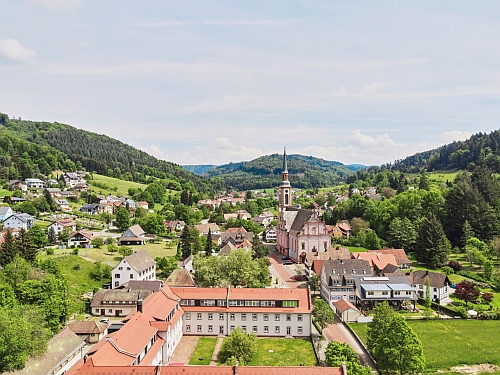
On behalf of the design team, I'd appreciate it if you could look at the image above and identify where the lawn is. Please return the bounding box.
[428,170,460,183]
[189,337,218,365]
[350,320,500,372]
[347,246,370,253]
[244,338,317,367]
[87,174,148,196]
[41,255,109,314]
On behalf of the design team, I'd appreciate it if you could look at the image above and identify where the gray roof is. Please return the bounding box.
[91,288,152,307]
[124,250,156,273]
[9,327,85,375]
[321,259,372,285]
[289,208,314,234]
[0,206,12,214]
[408,270,450,288]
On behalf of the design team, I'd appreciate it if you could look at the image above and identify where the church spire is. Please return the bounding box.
[283,146,288,174]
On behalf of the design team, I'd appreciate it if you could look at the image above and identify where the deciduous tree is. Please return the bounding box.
[218,327,257,365]
[312,298,335,329]
[454,280,480,306]
[325,341,371,375]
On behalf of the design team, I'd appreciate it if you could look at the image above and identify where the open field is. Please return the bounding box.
[350,320,500,372]
[39,241,178,268]
[347,246,370,253]
[428,170,460,183]
[189,337,218,365]
[244,338,317,367]
[88,174,149,196]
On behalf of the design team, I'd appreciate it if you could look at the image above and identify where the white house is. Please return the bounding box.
[48,219,77,236]
[3,213,35,230]
[407,270,451,305]
[0,206,14,222]
[265,226,277,241]
[112,250,156,288]
[25,178,45,189]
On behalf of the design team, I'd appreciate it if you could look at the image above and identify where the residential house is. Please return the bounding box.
[165,220,185,233]
[252,211,275,227]
[353,275,417,311]
[222,227,254,245]
[68,230,93,247]
[3,213,35,230]
[80,203,99,215]
[178,254,194,272]
[194,223,220,236]
[119,224,148,246]
[265,226,277,241]
[111,250,156,288]
[44,187,62,198]
[48,219,77,236]
[320,259,372,305]
[173,287,312,337]
[369,248,412,269]
[25,178,45,189]
[64,172,85,187]
[0,206,13,221]
[165,268,196,287]
[45,179,59,187]
[73,183,90,192]
[332,299,361,323]
[352,251,399,275]
[304,246,351,279]
[331,222,351,239]
[8,179,24,191]
[98,202,114,215]
[61,190,78,199]
[407,270,451,304]
[68,321,108,343]
[117,280,164,292]
[9,327,85,375]
[137,201,149,210]
[91,288,153,317]
[55,199,72,211]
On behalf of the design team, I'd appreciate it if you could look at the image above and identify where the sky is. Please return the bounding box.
[1,1,500,166]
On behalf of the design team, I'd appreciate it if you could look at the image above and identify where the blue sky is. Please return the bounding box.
[1,1,500,166]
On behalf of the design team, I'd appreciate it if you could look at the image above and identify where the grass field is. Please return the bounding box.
[244,338,317,367]
[347,246,370,253]
[88,174,148,196]
[428,170,459,183]
[350,320,500,372]
[39,241,178,268]
[43,255,109,314]
[189,337,218,365]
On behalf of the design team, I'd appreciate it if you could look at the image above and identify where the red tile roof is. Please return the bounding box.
[138,337,164,366]
[370,249,411,265]
[333,299,359,314]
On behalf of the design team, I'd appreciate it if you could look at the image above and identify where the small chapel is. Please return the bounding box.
[276,148,333,263]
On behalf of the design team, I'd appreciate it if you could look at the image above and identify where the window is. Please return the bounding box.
[208,325,213,332]
[286,314,291,321]
[118,267,123,270]
[264,326,269,333]
[433,288,438,292]
[197,325,202,332]
[217,300,227,306]
[297,314,302,321]
[229,300,244,306]
[282,300,298,307]
[260,301,275,307]
[241,326,247,332]
[275,326,280,333]
[230,325,235,332]
[130,274,133,279]
[230,313,235,321]
[367,291,374,296]
[406,291,412,295]
[252,326,258,333]
[382,291,389,296]
[108,309,113,313]
[114,281,119,287]
[394,291,401,296]
[201,300,215,306]
[180,300,195,306]
[301,242,305,250]
[263,314,269,321]
[241,313,246,321]
[297,326,303,334]
[186,325,191,332]
[252,313,258,321]
[114,274,120,278]
[245,300,260,306]
[127,267,131,270]
[275,314,280,321]
[197,313,202,320]
[349,295,356,300]
[208,313,213,320]
[186,313,191,320]
[219,313,224,320]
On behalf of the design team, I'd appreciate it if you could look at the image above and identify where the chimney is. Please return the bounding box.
[137,291,143,313]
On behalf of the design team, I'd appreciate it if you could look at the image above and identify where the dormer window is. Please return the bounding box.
[352,270,356,274]
[342,269,346,274]
[363,269,366,274]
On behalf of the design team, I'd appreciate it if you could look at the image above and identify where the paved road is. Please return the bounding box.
[267,248,306,289]
[323,316,377,370]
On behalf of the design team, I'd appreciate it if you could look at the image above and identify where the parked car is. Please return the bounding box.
[293,275,302,281]
[281,256,290,260]
[99,318,109,324]
[284,260,294,265]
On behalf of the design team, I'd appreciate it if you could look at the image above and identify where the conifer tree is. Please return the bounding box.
[415,212,450,267]
[0,229,18,268]
[16,228,37,263]
[205,228,213,255]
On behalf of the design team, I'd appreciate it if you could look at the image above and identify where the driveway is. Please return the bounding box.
[323,316,377,370]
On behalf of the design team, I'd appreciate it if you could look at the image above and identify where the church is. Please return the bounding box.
[276,148,333,263]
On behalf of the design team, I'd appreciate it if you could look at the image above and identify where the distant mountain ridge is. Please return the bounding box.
[189,154,364,190]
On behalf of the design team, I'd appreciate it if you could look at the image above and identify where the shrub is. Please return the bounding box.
[72,248,79,255]
[455,306,468,318]
[441,266,454,275]
[46,248,54,255]
[447,260,463,272]
[73,264,81,270]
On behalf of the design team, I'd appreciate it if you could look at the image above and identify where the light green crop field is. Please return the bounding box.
[87,174,148,196]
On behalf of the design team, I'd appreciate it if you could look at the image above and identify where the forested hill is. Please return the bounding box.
[392,130,500,173]
[201,154,361,190]
[0,113,218,193]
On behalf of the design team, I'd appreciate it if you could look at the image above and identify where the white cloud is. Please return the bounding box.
[0,39,36,64]
[138,19,300,27]
[33,0,81,11]
[438,131,473,144]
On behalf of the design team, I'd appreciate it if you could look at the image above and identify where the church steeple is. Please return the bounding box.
[279,147,291,208]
